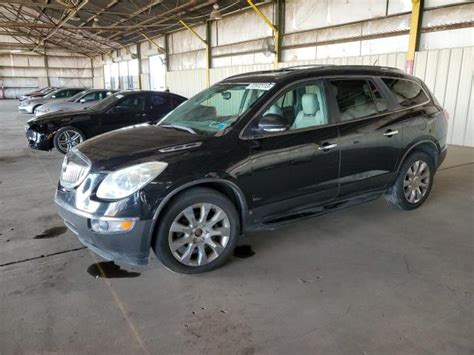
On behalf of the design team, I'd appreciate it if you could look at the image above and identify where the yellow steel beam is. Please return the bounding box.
[179,19,210,87]
[406,0,422,74]
[247,0,279,68]
[140,32,166,54]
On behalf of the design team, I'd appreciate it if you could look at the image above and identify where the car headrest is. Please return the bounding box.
[302,94,319,115]
[393,80,420,99]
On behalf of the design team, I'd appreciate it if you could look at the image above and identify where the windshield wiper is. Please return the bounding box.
[160,124,197,135]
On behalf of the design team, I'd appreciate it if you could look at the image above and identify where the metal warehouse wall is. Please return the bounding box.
[166,46,473,147]
[0,49,93,98]
[90,0,473,147]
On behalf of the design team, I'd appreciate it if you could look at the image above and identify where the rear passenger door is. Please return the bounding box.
[329,78,403,197]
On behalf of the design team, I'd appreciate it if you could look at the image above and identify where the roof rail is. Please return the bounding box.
[280,64,335,71]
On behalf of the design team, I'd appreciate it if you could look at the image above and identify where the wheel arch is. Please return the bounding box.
[397,139,440,172]
[148,178,250,246]
[32,104,42,113]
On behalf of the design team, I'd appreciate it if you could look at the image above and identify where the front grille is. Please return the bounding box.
[59,150,90,189]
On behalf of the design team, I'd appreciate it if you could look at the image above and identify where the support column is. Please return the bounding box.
[137,43,143,89]
[206,21,212,87]
[43,51,50,87]
[179,20,210,87]
[406,0,423,74]
[247,0,279,68]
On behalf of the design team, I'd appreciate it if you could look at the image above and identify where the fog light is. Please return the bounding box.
[90,218,136,234]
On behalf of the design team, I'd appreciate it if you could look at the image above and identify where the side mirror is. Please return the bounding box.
[258,114,289,133]
[79,99,86,103]
[51,95,56,99]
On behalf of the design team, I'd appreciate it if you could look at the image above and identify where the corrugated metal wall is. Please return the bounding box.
[167,47,473,147]
[0,51,93,98]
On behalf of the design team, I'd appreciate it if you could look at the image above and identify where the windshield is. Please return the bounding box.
[68,90,87,102]
[88,92,125,111]
[158,83,273,136]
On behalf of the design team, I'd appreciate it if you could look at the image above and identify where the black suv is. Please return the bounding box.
[55,65,448,274]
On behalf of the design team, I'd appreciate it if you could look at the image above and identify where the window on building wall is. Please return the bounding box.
[119,61,129,90]
[110,63,119,90]
[104,64,111,90]
[149,55,166,91]
[128,59,139,89]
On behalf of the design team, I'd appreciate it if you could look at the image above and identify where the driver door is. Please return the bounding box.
[99,93,148,133]
[243,80,340,223]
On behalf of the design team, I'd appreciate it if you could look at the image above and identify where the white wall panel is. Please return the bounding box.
[167,47,472,147]
[414,47,473,146]
[211,4,273,46]
[285,0,387,33]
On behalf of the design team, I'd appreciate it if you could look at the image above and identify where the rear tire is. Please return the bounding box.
[153,187,240,274]
[385,151,434,210]
[53,126,85,154]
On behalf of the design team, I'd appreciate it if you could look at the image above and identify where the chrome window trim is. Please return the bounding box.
[239,74,432,140]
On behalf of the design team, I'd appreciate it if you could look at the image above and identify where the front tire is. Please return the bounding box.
[53,126,85,154]
[153,187,240,274]
[385,151,435,210]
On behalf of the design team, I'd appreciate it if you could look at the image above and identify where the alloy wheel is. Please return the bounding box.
[168,203,231,267]
[57,130,83,152]
[403,160,430,204]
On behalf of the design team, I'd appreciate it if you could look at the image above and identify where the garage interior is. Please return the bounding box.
[1,0,473,353]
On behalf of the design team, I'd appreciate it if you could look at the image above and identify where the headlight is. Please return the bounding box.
[96,162,167,199]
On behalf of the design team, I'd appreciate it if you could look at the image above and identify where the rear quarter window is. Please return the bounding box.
[382,78,429,107]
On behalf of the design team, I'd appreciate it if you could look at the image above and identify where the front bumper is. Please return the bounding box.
[25,128,52,151]
[18,104,33,113]
[55,190,154,266]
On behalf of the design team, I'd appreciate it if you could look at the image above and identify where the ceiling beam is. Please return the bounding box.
[0,0,71,10]
[79,0,119,27]
[32,0,89,51]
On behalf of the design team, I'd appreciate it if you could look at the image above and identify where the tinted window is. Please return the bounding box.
[80,92,97,102]
[368,81,388,113]
[262,80,328,131]
[116,94,146,111]
[382,78,429,107]
[150,94,172,114]
[66,89,83,97]
[169,95,186,108]
[329,80,378,121]
[53,90,69,98]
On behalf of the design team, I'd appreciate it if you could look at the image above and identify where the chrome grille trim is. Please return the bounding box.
[59,150,91,189]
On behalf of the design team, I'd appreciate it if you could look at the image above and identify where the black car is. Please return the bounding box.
[55,65,448,274]
[25,90,187,154]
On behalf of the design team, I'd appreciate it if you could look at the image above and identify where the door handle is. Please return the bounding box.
[383,129,399,137]
[318,143,338,151]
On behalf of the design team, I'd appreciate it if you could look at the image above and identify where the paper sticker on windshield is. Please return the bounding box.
[246,83,275,91]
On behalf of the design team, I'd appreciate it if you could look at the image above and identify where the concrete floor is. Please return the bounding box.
[0,98,473,354]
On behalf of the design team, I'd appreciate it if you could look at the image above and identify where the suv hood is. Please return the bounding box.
[76,124,206,171]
